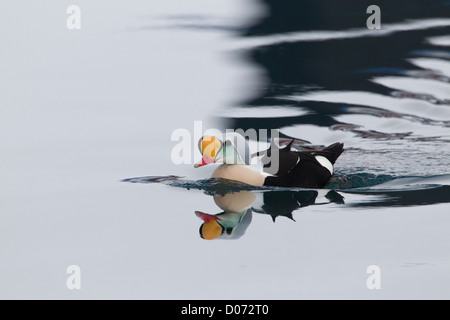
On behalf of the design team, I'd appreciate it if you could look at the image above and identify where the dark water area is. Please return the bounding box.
[242,0,450,36]
[227,0,450,132]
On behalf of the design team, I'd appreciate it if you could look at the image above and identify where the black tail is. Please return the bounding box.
[317,142,344,164]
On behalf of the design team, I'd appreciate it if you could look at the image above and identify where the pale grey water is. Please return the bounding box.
[1,0,450,299]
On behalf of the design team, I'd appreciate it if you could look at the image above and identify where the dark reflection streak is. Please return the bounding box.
[241,0,450,36]
[139,24,244,33]
[346,185,450,208]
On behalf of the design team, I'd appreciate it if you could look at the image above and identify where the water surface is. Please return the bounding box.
[1,0,450,299]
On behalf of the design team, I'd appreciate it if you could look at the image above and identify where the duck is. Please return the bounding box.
[194,132,344,188]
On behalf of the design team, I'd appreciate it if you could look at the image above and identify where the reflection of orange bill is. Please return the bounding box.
[195,211,220,222]
[195,211,223,240]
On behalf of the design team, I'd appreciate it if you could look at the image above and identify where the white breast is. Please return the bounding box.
[211,164,265,186]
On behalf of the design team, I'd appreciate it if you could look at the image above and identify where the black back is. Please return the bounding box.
[263,142,344,188]
[259,140,299,176]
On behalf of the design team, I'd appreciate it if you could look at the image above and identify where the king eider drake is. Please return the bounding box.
[194,133,344,189]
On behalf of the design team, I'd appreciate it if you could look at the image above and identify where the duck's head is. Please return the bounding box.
[195,209,252,240]
[194,133,250,168]
[194,135,222,168]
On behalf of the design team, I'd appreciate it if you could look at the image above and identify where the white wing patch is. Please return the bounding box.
[315,155,333,175]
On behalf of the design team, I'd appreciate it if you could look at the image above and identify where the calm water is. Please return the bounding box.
[1,0,450,299]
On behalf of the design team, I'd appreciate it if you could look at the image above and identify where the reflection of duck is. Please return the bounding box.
[255,189,345,221]
[196,191,254,240]
[196,189,345,240]
[194,133,344,188]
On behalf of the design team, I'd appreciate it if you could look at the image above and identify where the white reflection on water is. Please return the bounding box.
[227,18,450,50]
